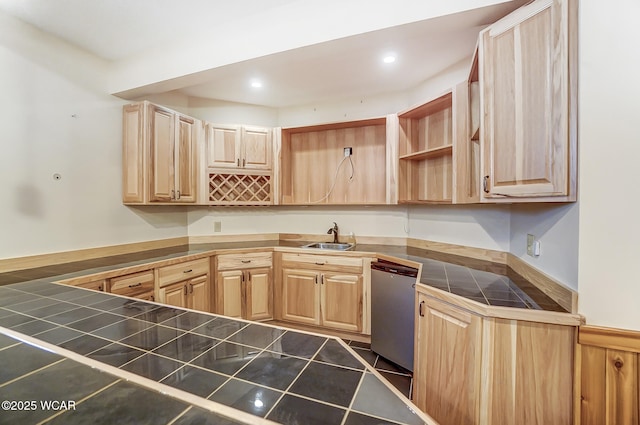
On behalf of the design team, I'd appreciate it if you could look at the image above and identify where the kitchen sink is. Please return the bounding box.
[301,242,355,251]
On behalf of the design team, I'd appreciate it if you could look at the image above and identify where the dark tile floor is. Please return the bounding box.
[345,340,413,399]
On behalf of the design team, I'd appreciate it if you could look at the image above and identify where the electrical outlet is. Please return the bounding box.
[526,234,541,257]
[214,221,222,232]
[344,147,352,157]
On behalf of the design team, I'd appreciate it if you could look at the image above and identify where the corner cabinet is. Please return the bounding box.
[414,285,579,425]
[214,252,273,321]
[123,101,201,204]
[480,0,577,201]
[278,253,364,333]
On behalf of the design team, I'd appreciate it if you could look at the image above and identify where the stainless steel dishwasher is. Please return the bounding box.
[370,259,419,372]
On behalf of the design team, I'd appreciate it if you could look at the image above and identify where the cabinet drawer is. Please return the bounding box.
[110,270,154,296]
[157,258,210,288]
[281,253,363,273]
[76,279,107,292]
[216,252,272,271]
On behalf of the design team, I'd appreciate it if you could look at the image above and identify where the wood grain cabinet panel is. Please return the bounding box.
[414,286,576,425]
[206,123,272,170]
[414,293,482,425]
[156,258,211,313]
[279,256,364,333]
[214,253,273,321]
[122,101,201,204]
[480,0,577,201]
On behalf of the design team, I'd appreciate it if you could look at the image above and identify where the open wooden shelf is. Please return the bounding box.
[279,118,388,205]
[399,144,453,161]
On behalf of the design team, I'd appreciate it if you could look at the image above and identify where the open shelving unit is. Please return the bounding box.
[279,118,389,205]
[397,91,454,203]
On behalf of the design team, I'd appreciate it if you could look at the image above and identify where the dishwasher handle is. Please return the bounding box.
[371,261,418,278]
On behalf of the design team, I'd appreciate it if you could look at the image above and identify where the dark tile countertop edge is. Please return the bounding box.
[0,281,436,425]
[0,241,566,312]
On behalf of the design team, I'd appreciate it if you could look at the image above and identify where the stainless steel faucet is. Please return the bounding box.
[327,222,339,243]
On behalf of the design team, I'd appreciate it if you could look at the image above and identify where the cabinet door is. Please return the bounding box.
[187,274,210,313]
[207,123,241,169]
[281,269,320,326]
[159,281,188,309]
[481,0,571,199]
[241,126,272,170]
[414,293,482,425]
[175,114,197,203]
[246,268,272,321]
[320,272,362,332]
[122,103,145,203]
[216,270,243,318]
[149,105,176,202]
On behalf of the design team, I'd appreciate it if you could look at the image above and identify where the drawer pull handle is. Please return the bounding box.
[419,300,425,317]
[241,260,251,264]
[189,284,194,294]
[183,269,193,273]
[128,282,142,288]
[184,285,188,295]
[315,262,326,266]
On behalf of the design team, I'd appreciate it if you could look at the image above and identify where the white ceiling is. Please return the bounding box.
[0,0,527,108]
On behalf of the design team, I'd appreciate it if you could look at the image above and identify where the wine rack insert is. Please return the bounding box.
[208,173,272,205]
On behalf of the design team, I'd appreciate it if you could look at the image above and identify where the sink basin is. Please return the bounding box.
[302,242,355,251]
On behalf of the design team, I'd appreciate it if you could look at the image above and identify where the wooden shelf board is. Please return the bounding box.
[398,92,452,119]
[282,117,386,135]
[399,144,453,161]
[398,199,453,205]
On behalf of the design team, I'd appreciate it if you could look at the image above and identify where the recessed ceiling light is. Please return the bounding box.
[383,55,396,64]
[251,80,263,88]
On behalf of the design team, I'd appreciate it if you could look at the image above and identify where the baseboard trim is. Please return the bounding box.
[0,237,189,273]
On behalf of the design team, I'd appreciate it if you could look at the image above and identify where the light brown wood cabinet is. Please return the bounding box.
[109,270,155,301]
[414,285,577,425]
[279,253,363,333]
[279,118,389,205]
[206,124,272,170]
[122,101,201,204]
[215,252,273,321]
[157,258,211,313]
[480,0,577,201]
[397,83,478,204]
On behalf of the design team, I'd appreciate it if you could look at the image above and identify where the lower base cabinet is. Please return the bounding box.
[281,266,363,333]
[156,258,211,313]
[414,286,576,425]
[159,274,210,312]
[215,252,273,321]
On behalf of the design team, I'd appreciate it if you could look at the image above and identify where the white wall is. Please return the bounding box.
[188,97,278,128]
[0,12,188,260]
[577,0,640,330]
[510,204,579,290]
[408,205,511,252]
[187,206,408,240]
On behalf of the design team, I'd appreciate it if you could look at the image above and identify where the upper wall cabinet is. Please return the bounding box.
[480,0,577,202]
[206,124,272,170]
[397,82,479,205]
[122,101,201,204]
[205,123,274,205]
[279,118,391,205]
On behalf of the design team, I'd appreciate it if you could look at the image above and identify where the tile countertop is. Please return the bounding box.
[0,282,434,425]
[0,242,565,312]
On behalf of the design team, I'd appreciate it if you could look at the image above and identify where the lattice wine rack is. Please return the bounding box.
[208,173,272,205]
